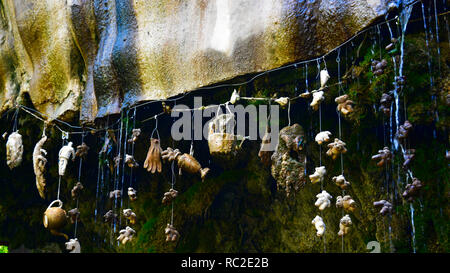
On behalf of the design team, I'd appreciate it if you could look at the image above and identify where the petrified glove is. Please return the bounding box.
[143,138,162,173]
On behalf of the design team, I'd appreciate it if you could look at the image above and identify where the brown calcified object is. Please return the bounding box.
[402,177,423,202]
[127,129,141,144]
[128,187,137,201]
[332,174,350,190]
[161,147,210,181]
[326,138,347,160]
[379,92,393,116]
[68,208,80,224]
[75,142,89,158]
[104,210,118,223]
[165,224,180,242]
[109,190,122,200]
[338,215,352,237]
[117,226,136,245]
[162,102,172,114]
[33,135,48,199]
[336,195,356,213]
[114,155,121,168]
[123,209,137,225]
[335,94,355,116]
[125,154,139,168]
[71,182,84,200]
[143,138,162,173]
[371,59,388,76]
[300,91,311,98]
[385,37,398,51]
[371,147,392,167]
[396,120,413,139]
[43,200,68,240]
[258,127,273,167]
[403,149,416,169]
[373,200,393,216]
[162,189,178,205]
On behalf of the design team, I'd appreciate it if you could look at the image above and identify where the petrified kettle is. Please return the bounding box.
[43,199,68,239]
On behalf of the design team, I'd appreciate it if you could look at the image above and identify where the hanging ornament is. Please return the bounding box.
[123,209,137,225]
[336,195,357,213]
[117,226,136,245]
[373,200,393,216]
[320,69,330,89]
[258,126,273,167]
[162,102,172,114]
[335,95,355,116]
[402,149,416,169]
[229,89,240,104]
[104,210,118,223]
[65,238,81,253]
[58,142,75,176]
[6,131,23,169]
[161,147,210,181]
[309,166,326,184]
[33,135,48,199]
[75,142,89,159]
[385,37,398,51]
[274,97,289,107]
[165,224,180,242]
[332,174,350,190]
[379,92,393,116]
[315,131,332,145]
[314,190,333,211]
[396,120,413,139]
[125,154,139,168]
[371,147,392,167]
[43,199,68,240]
[371,59,388,76]
[311,216,326,237]
[68,208,80,224]
[310,91,325,111]
[162,189,178,205]
[109,190,122,200]
[338,215,352,236]
[114,155,122,168]
[128,187,137,201]
[402,177,423,202]
[127,129,141,144]
[143,138,162,173]
[71,182,84,200]
[326,138,347,160]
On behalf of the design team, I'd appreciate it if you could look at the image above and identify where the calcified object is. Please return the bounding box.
[117,226,136,245]
[402,177,423,202]
[396,120,413,139]
[75,142,89,159]
[162,102,172,114]
[123,209,137,225]
[125,154,139,168]
[326,138,347,160]
[309,166,326,184]
[311,216,326,237]
[320,69,330,89]
[403,149,416,169]
[114,155,121,168]
[271,124,307,197]
[127,129,141,144]
[335,94,355,116]
[315,131,332,145]
[275,97,289,107]
[338,214,352,236]
[336,195,356,213]
[68,208,80,224]
[373,200,393,216]
[2,132,7,139]
[162,147,210,181]
[71,182,84,200]
[300,91,311,99]
[103,210,118,223]
[33,135,48,199]
[371,59,388,76]
[6,131,23,169]
[385,37,398,51]
[100,130,116,155]
[58,142,75,176]
[43,200,68,240]
[65,238,81,253]
[379,92,393,116]
[258,127,273,167]
[143,138,162,173]
[332,175,350,190]
[128,187,137,201]
[162,189,178,205]
[315,190,333,211]
[109,190,122,200]
[371,147,392,167]
[310,91,324,111]
[165,224,180,242]
[229,89,240,104]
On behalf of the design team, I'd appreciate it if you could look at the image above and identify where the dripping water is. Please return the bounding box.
[410,203,417,253]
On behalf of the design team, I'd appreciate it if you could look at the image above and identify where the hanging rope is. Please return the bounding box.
[74,131,86,238]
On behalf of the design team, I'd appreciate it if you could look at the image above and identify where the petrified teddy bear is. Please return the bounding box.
[162,189,178,205]
[123,209,137,225]
[68,208,80,224]
[109,190,122,200]
[326,138,347,160]
[336,195,357,213]
[320,69,330,89]
[315,131,332,145]
[103,210,118,223]
[315,190,333,211]
[311,215,326,237]
[128,187,137,201]
[310,91,325,111]
[117,226,136,245]
[127,129,141,144]
[373,200,393,216]
[335,94,355,116]
[125,154,139,168]
[396,120,413,139]
[309,166,326,184]
[402,177,423,202]
[403,149,415,169]
[165,224,180,242]
[332,174,350,190]
[371,147,392,167]
[71,182,84,200]
[379,92,393,116]
[338,215,352,236]
[75,142,89,159]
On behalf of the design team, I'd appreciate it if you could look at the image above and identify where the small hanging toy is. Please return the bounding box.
[71,182,84,200]
[320,69,330,89]
[258,126,273,167]
[123,209,137,225]
[379,92,393,116]
[68,208,80,224]
[403,149,415,169]
[207,113,245,162]
[127,129,141,144]
[335,94,355,116]
[162,189,178,205]
[371,59,388,76]
[33,135,48,199]
[310,91,325,111]
[43,199,68,240]
[117,226,136,245]
[162,102,172,114]
[314,190,333,211]
[309,166,326,184]
[6,131,23,169]
[396,120,413,139]
[326,138,347,160]
[274,97,289,108]
[58,142,75,176]
[128,187,137,201]
[125,154,139,168]
[161,147,210,181]
[315,131,332,145]
[65,238,81,253]
[165,224,180,242]
[332,174,350,190]
[311,215,326,237]
[229,89,240,104]
[143,138,162,173]
[402,177,423,202]
[336,195,357,213]
[75,142,89,159]
[385,37,398,52]
[371,147,392,167]
[338,214,352,237]
[373,200,393,216]
[103,210,118,223]
[109,190,122,200]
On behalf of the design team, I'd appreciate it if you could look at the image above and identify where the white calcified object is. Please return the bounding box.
[117,226,136,245]
[310,91,324,111]
[320,69,330,89]
[33,135,48,199]
[332,174,350,190]
[58,142,75,176]
[275,97,289,107]
[128,187,137,201]
[123,208,137,225]
[315,131,332,145]
[230,89,240,104]
[338,214,352,236]
[6,131,23,169]
[315,190,332,211]
[312,215,326,237]
[65,238,81,253]
[336,195,357,212]
[309,166,326,184]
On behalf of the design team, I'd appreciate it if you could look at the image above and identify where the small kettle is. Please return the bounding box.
[43,199,68,239]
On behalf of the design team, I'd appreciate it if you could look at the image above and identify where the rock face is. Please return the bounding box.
[0,0,395,123]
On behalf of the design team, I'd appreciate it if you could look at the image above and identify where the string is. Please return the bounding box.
[74,132,85,238]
